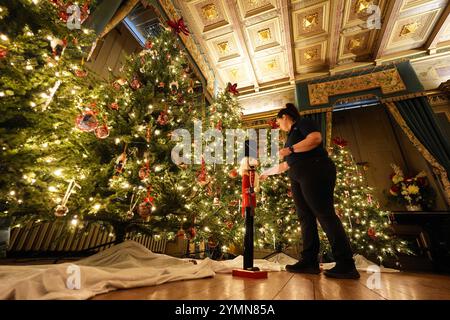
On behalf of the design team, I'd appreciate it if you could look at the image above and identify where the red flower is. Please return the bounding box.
[332,137,348,148]
[389,185,400,196]
[417,177,427,187]
[267,119,279,129]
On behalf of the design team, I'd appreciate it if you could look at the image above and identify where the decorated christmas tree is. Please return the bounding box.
[0,0,248,251]
[256,174,299,252]
[0,0,97,226]
[323,137,411,263]
[181,87,244,258]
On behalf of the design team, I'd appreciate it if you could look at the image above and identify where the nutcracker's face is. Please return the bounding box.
[276,115,290,132]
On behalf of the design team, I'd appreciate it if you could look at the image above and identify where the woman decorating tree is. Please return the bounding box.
[261,103,360,279]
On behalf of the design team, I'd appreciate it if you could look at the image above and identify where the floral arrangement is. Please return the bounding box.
[388,164,436,210]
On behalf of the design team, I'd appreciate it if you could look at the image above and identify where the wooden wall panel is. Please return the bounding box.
[86,23,141,80]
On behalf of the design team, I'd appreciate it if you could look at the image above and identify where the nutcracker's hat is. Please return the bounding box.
[244,139,257,158]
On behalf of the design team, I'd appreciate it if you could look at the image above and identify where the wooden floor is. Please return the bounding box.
[92,271,450,300]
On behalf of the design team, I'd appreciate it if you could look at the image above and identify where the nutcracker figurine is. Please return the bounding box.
[232,141,267,279]
[240,155,259,270]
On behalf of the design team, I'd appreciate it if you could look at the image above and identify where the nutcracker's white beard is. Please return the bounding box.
[239,157,260,192]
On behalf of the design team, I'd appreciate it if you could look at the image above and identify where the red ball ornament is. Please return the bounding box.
[139,167,149,180]
[95,124,109,139]
[75,69,88,78]
[112,78,127,90]
[58,11,69,22]
[187,227,196,240]
[228,169,238,179]
[0,48,7,59]
[110,102,119,110]
[138,200,153,221]
[54,205,68,217]
[130,78,142,90]
[157,111,169,125]
[76,110,98,132]
[145,40,153,49]
[287,189,293,198]
[367,227,377,239]
[226,221,234,230]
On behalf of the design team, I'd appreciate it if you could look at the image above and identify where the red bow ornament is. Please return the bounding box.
[167,18,190,36]
[227,82,239,95]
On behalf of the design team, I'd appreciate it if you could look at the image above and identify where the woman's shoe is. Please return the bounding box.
[323,264,360,279]
[285,260,321,274]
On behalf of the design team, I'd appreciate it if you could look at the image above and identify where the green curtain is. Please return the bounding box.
[394,97,450,177]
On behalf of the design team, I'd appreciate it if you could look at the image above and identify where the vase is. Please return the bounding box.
[406,204,422,211]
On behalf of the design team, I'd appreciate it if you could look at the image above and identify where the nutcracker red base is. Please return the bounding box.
[232,269,268,279]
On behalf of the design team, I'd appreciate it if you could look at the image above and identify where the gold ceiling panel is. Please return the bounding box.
[343,0,385,28]
[338,30,375,62]
[220,63,253,87]
[295,41,327,73]
[238,0,276,18]
[401,0,438,11]
[292,1,330,41]
[385,7,442,54]
[207,32,241,63]
[246,17,282,53]
[254,53,289,82]
[193,0,229,32]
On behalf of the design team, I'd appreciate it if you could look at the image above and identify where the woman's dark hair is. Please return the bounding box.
[276,103,301,122]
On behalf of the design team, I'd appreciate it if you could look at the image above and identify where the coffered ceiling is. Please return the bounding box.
[157,0,450,113]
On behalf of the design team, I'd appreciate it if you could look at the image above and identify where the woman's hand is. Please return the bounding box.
[278,147,291,158]
[260,174,268,181]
